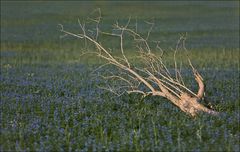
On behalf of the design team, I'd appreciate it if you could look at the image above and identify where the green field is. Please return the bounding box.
[1,1,239,151]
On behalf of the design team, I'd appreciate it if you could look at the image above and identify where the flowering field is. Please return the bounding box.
[1,1,239,151]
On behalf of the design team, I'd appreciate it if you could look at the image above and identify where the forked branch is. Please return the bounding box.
[59,10,219,117]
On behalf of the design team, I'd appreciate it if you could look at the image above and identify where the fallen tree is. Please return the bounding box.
[59,9,219,117]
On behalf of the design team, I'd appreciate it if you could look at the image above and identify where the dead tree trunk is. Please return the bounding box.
[59,9,219,117]
[159,73,219,117]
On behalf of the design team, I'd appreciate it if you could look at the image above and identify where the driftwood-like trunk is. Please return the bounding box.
[161,76,219,117]
[177,94,218,117]
[127,65,219,117]
[59,9,219,117]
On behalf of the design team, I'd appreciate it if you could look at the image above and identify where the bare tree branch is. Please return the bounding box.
[59,10,219,117]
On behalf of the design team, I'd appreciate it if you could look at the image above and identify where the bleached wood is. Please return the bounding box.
[59,10,219,117]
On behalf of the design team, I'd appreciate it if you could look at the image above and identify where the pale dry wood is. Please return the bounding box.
[59,10,219,117]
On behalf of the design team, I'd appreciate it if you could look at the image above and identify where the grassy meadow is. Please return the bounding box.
[1,1,239,151]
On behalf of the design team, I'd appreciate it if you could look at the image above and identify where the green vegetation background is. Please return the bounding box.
[1,1,239,151]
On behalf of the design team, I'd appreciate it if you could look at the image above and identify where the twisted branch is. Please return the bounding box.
[59,9,219,117]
